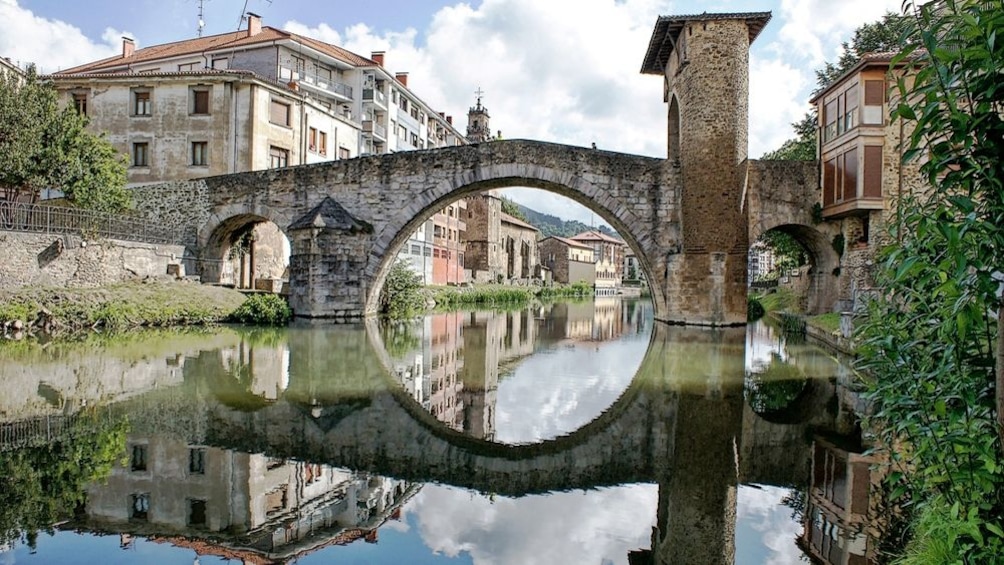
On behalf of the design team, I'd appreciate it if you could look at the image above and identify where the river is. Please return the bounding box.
[0,297,874,564]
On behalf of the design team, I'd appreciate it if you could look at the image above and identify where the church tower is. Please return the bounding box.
[466,88,492,143]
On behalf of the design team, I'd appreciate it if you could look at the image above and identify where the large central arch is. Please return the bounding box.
[363,160,669,317]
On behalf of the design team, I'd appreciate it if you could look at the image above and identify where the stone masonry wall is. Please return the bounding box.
[0,231,185,289]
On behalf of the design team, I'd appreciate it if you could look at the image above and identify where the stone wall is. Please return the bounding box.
[0,231,186,290]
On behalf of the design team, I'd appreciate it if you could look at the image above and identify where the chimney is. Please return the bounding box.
[247,12,262,37]
[122,37,135,58]
[395,72,408,87]
[446,115,453,125]
[371,51,385,67]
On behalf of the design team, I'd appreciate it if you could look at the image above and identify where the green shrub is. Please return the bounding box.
[747,297,765,321]
[380,261,426,319]
[227,293,292,325]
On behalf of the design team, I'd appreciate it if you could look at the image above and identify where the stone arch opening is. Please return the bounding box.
[202,214,291,291]
[749,223,839,315]
[368,178,662,317]
[668,94,681,164]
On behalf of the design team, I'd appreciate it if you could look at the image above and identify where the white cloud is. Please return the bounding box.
[407,484,658,565]
[0,0,131,73]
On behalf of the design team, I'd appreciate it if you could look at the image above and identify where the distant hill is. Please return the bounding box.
[514,203,619,240]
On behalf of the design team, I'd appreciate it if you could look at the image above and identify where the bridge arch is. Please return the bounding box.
[363,161,666,317]
[199,208,292,289]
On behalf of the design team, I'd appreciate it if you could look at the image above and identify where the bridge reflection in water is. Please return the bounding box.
[0,302,872,564]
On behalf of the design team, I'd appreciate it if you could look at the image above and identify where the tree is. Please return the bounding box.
[500,197,529,223]
[760,114,817,160]
[857,1,1004,560]
[0,65,130,212]
[761,13,907,160]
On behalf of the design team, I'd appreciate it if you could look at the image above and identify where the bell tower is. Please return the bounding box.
[466,87,492,143]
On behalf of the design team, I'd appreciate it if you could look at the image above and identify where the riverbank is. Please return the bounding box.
[0,281,247,337]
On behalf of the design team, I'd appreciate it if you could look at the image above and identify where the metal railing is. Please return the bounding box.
[0,200,181,244]
[300,72,353,100]
[0,414,78,451]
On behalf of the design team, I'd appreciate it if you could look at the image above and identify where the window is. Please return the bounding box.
[318,131,327,155]
[424,247,432,257]
[293,56,305,79]
[309,127,318,152]
[269,146,289,168]
[863,80,885,124]
[177,62,198,72]
[132,89,151,116]
[399,97,408,112]
[411,244,421,255]
[841,87,858,134]
[72,92,87,115]
[131,444,148,471]
[338,147,350,160]
[211,58,228,69]
[823,99,838,142]
[131,494,150,520]
[189,447,206,474]
[191,142,208,166]
[270,99,291,126]
[191,88,210,115]
[132,142,149,167]
[863,145,883,198]
[188,499,207,526]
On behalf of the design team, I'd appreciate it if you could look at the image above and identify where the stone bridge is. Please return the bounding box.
[130,12,841,324]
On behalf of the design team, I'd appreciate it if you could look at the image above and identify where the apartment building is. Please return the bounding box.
[47,13,467,287]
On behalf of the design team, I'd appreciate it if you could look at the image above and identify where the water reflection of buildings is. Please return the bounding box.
[70,435,415,564]
[386,299,651,442]
[798,435,879,565]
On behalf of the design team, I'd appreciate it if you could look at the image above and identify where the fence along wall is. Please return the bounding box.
[0,203,185,289]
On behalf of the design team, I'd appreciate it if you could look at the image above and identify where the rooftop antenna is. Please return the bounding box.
[197,0,207,37]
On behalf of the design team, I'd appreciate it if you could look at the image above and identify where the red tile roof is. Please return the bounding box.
[501,213,539,232]
[54,26,376,75]
[543,235,593,250]
[570,230,625,245]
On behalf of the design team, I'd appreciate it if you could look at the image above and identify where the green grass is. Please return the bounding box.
[752,287,798,314]
[0,282,247,333]
[807,312,841,334]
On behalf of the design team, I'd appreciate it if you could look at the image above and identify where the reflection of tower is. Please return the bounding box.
[458,311,500,441]
[466,88,492,143]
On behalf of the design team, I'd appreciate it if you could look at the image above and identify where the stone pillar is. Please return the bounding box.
[645,14,768,326]
[287,197,374,319]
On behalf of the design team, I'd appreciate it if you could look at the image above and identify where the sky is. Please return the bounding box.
[1,0,904,225]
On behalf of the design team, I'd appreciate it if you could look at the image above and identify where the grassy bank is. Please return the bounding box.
[0,282,247,334]
[427,282,594,312]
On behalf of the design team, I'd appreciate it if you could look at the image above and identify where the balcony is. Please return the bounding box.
[363,120,387,141]
[299,72,353,101]
[363,88,387,109]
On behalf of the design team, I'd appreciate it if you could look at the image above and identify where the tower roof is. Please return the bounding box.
[640,12,772,75]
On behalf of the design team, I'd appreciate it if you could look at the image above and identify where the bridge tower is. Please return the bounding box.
[642,12,771,326]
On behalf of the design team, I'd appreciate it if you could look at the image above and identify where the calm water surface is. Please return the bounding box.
[0,298,870,564]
